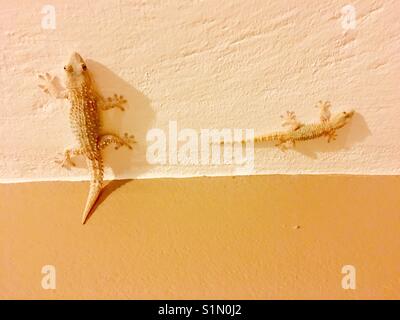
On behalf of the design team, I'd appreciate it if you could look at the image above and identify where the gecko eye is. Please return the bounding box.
[81,64,87,71]
[64,65,73,72]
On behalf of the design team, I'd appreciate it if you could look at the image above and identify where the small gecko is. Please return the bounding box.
[227,101,354,149]
[39,52,135,224]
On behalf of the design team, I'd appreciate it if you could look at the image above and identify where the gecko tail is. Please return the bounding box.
[82,158,104,224]
[82,180,102,224]
[243,135,275,143]
[218,133,278,145]
[219,136,272,145]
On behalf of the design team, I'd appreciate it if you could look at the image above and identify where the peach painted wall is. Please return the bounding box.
[1,176,400,299]
[0,0,400,183]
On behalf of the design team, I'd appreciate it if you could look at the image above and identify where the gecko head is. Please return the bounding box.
[64,52,91,88]
[331,110,355,128]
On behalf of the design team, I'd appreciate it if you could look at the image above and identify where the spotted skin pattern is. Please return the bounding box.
[218,101,354,150]
[39,52,135,224]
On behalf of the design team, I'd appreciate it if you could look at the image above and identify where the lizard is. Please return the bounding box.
[38,52,136,224]
[223,101,355,150]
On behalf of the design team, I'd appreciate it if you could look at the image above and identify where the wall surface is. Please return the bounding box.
[1,1,399,300]
[1,176,399,299]
[0,0,399,183]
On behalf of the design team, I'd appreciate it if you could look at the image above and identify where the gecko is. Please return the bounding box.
[225,101,354,149]
[38,52,136,224]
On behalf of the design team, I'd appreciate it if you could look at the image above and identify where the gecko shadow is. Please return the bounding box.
[84,179,133,223]
[69,59,155,222]
[253,111,370,159]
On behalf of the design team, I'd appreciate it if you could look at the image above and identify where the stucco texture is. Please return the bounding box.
[0,0,399,183]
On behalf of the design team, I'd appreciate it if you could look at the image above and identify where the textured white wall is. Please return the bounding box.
[0,0,399,182]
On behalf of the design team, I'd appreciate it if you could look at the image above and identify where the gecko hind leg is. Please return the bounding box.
[275,139,294,151]
[55,148,83,169]
[98,133,136,150]
[100,94,127,111]
[281,111,303,131]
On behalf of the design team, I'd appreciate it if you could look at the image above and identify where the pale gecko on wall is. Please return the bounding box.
[39,52,136,224]
[223,101,355,150]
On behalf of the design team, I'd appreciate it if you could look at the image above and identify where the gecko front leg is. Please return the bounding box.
[316,101,331,123]
[38,73,68,99]
[98,133,136,150]
[98,94,127,111]
[55,147,84,169]
[326,130,337,142]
